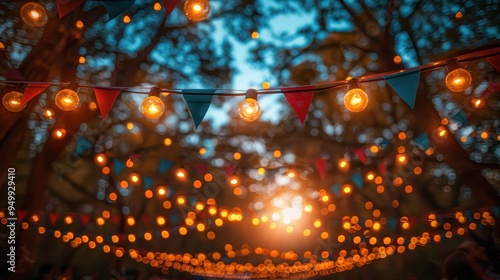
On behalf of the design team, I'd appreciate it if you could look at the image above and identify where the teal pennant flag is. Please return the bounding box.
[384,69,421,109]
[182,89,215,128]
[412,133,430,150]
[352,172,363,189]
[158,159,173,174]
[113,158,125,176]
[102,0,136,21]
[143,177,154,190]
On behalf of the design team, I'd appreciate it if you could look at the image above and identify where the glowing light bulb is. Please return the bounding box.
[445,60,472,92]
[238,93,261,122]
[20,2,48,27]
[228,175,240,187]
[344,88,368,112]
[41,107,55,120]
[184,0,210,22]
[55,89,79,111]
[94,153,107,166]
[176,167,187,179]
[338,158,349,171]
[470,97,485,109]
[141,96,164,119]
[2,91,26,112]
[52,128,67,139]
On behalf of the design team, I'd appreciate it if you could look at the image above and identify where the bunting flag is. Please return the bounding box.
[142,214,150,226]
[387,218,397,229]
[163,0,181,17]
[384,69,421,109]
[158,159,173,174]
[281,85,315,124]
[74,136,92,156]
[224,165,236,176]
[331,183,341,197]
[170,213,180,225]
[481,81,500,98]
[486,54,500,73]
[195,164,207,175]
[49,213,58,226]
[352,172,363,189]
[189,196,197,206]
[17,210,27,222]
[94,87,123,119]
[112,215,121,225]
[113,158,126,176]
[21,83,50,105]
[412,133,430,150]
[102,0,136,21]
[80,214,91,227]
[57,0,86,18]
[315,158,327,179]
[451,109,468,125]
[354,147,367,165]
[182,89,215,128]
[378,161,387,175]
[143,177,154,190]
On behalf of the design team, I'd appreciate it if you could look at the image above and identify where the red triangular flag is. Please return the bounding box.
[195,164,207,175]
[354,147,367,165]
[112,215,121,225]
[21,83,50,105]
[49,213,58,225]
[142,214,150,226]
[487,54,500,73]
[378,161,387,175]
[94,87,122,119]
[57,0,86,19]
[281,85,315,124]
[163,0,181,17]
[481,81,500,98]
[315,158,327,179]
[80,214,91,227]
[224,165,236,176]
[17,210,27,222]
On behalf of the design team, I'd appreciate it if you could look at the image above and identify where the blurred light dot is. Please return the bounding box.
[123,15,131,23]
[251,31,259,39]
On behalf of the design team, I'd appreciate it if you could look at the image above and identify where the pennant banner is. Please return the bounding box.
[224,165,236,176]
[163,0,181,17]
[57,0,86,19]
[352,172,363,189]
[330,183,341,198]
[159,159,173,174]
[49,213,58,226]
[182,89,215,128]
[412,133,430,150]
[384,69,421,109]
[21,83,50,105]
[315,158,327,180]
[451,109,468,125]
[281,85,315,124]
[102,0,136,21]
[94,87,122,119]
[354,147,367,165]
[195,164,207,175]
[486,54,500,73]
[143,177,154,190]
[113,158,126,176]
[80,214,91,227]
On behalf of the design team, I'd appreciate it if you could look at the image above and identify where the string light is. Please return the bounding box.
[238,88,261,122]
[176,166,187,180]
[470,97,486,109]
[344,79,368,112]
[141,87,164,119]
[228,175,240,187]
[94,153,107,166]
[2,91,25,112]
[445,59,472,92]
[20,2,48,27]
[184,0,210,22]
[52,128,67,139]
[55,82,80,111]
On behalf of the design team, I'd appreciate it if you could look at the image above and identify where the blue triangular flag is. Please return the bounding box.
[74,136,91,156]
[170,213,179,225]
[451,109,468,125]
[102,0,136,21]
[182,89,215,128]
[388,218,397,229]
[113,158,125,175]
[143,177,154,190]
[189,196,197,206]
[158,159,173,174]
[493,206,500,217]
[352,172,363,189]
[330,183,341,197]
[384,69,421,109]
[412,133,430,150]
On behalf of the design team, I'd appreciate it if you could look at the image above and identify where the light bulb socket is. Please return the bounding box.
[14,83,25,93]
[149,86,161,97]
[446,59,462,72]
[245,88,258,100]
[347,79,360,90]
[66,82,79,91]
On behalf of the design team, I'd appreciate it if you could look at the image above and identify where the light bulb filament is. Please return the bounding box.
[30,10,40,19]
[193,4,201,12]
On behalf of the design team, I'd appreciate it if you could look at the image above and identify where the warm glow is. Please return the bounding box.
[437,126,447,138]
[239,97,261,122]
[396,154,407,164]
[455,11,463,18]
[156,216,166,226]
[94,153,107,166]
[153,2,162,11]
[157,186,167,196]
[234,152,241,160]
[445,68,472,92]
[252,31,260,39]
[228,175,240,187]
[338,158,349,170]
[141,96,164,119]
[471,97,485,109]
[127,217,135,226]
[55,89,79,111]
[21,2,48,27]
[164,138,172,146]
[177,196,186,205]
[52,128,67,139]
[184,0,210,22]
[344,88,369,112]
[123,15,131,23]
[393,55,402,64]
[176,167,187,179]
[2,91,26,112]
[79,56,86,64]
[75,20,84,29]
[342,184,352,194]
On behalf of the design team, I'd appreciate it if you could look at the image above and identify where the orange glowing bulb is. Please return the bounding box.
[344,88,368,112]
[2,91,26,112]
